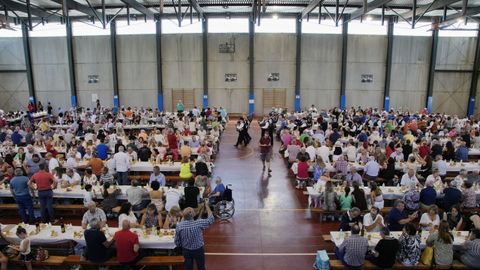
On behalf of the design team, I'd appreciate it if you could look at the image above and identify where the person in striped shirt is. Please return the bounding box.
[175,199,214,270]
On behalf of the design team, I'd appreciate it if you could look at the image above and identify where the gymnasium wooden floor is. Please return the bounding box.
[203,121,335,270]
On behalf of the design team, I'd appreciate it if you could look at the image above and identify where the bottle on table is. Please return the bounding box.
[60,218,65,233]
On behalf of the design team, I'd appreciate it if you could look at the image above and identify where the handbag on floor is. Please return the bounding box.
[313,250,329,270]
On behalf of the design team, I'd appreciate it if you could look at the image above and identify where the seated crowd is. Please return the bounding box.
[271,105,480,268]
[0,102,229,269]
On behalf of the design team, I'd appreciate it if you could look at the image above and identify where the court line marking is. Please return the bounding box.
[205,252,317,256]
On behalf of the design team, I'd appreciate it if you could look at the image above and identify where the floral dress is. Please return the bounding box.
[397,234,421,266]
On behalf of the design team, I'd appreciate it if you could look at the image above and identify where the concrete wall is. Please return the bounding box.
[1,31,479,116]
[74,36,113,108]
[432,37,476,116]
[30,37,70,110]
[0,38,28,111]
[345,35,387,109]
[254,34,296,114]
[208,33,249,114]
[301,34,342,111]
[390,36,431,111]
[162,34,203,111]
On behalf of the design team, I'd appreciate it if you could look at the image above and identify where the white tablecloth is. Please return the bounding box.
[330,230,469,249]
[0,224,176,249]
[306,185,480,205]
[316,161,480,173]
[0,185,192,200]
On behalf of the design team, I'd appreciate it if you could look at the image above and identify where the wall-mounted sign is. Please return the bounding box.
[361,74,373,83]
[267,73,279,82]
[225,73,237,82]
[88,75,99,84]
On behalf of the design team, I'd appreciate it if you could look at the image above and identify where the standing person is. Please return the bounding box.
[10,168,35,223]
[175,199,214,270]
[177,100,184,113]
[259,133,272,176]
[113,146,130,185]
[28,163,55,223]
[234,119,246,147]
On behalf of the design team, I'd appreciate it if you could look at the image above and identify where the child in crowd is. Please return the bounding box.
[83,184,94,207]
[9,227,33,270]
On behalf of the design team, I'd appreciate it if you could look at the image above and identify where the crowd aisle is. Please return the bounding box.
[203,120,333,270]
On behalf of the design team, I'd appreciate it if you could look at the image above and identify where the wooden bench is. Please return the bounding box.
[329,259,431,269]
[64,255,184,269]
[130,175,190,183]
[10,255,67,269]
[0,203,84,213]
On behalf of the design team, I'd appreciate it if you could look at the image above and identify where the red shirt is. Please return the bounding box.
[167,134,178,149]
[297,161,309,179]
[31,171,54,191]
[114,229,139,263]
[419,145,431,158]
[259,137,271,154]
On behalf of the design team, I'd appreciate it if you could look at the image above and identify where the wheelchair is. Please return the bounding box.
[213,184,235,220]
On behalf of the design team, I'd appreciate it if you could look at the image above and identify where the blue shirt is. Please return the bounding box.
[96,144,109,160]
[149,172,166,186]
[11,132,23,145]
[10,176,30,197]
[420,187,437,206]
[443,187,462,211]
[174,215,214,250]
[388,207,407,231]
[456,146,469,162]
[212,183,225,197]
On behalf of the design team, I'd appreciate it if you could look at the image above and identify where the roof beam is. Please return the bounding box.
[0,0,60,18]
[401,0,461,20]
[188,0,204,19]
[119,0,154,19]
[436,5,480,29]
[301,0,324,19]
[50,0,98,18]
[345,0,393,22]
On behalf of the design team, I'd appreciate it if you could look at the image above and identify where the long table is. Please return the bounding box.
[0,224,176,249]
[306,185,480,206]
[330,230,469,249]
[0,185,196,200]
[315,161,480,173]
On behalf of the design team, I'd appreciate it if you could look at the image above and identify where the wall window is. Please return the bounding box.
[255,18,296,33]
[208,18,248,33]
[162,18,202,34]
[73,21,110,36]
[348,19,387,35]
[116,20,155,35]
[0,24,22,37]
[439,22,478,37]
[29,22,66,37]
[302,19,342,34]
[394,21,432,36]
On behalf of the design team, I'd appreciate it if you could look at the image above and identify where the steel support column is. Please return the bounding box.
[248,15,255,115]
[294,15,302,112]
[383,16,394,111]
[468,24,480,117]
[156,16,164,111]
[426,27,438,113]
[202,17,208,108]
[110,19,119,107]
[21,23,36,106]
[66,18,77,107]
[340,14,349,110]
